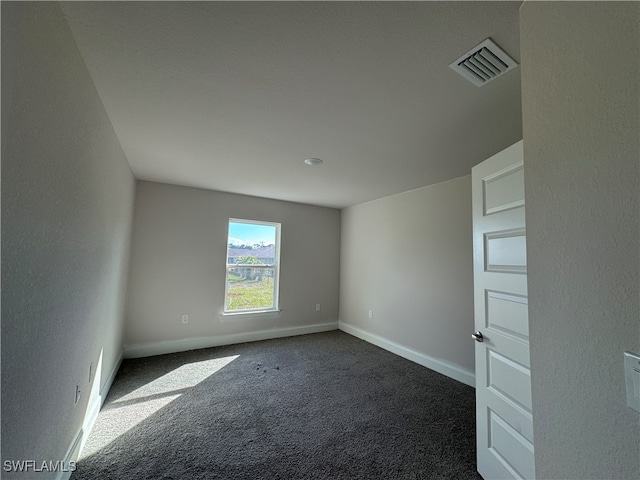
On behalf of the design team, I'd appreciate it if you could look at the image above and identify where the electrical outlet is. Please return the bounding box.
[74,385,81,405]
[315,304,321,312]
[368,310,373,319]
[181,314,189,324]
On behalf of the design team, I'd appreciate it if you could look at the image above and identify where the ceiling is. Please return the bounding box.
[60,1,523,209]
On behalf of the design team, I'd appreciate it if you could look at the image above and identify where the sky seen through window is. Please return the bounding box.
[228,221,276,247]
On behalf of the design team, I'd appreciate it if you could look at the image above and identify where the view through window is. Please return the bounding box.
[225,219,280,313]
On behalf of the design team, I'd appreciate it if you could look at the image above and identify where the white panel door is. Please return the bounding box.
[472,141,534,480]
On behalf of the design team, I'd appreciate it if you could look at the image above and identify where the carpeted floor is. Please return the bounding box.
[73,331,482,479]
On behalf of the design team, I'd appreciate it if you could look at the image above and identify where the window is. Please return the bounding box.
[224,219,281,314]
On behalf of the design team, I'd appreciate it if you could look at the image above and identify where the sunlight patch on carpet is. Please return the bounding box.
[80,355,239,459]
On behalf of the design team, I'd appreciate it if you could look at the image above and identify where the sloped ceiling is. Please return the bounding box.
[61,1,523,208]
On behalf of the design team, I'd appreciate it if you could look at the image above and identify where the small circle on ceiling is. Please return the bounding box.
[304,158,323,166]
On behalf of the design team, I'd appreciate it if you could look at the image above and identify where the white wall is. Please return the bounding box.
[1,2,136,476]
[521,3,640,479]
[339,176,475,385]
[124,181,341,356]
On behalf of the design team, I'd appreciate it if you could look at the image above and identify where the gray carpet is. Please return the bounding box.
[73,331,482,479]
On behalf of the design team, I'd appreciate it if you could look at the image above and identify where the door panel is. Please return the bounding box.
[487,350,532,411]
[486,388,534,442]
[473,140,534,480]
[482,163,525,215]
[485,291,528,340]
[488,410,535,479]
[485,229,527,273]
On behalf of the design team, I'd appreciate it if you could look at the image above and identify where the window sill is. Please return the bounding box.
[220,309,282,321]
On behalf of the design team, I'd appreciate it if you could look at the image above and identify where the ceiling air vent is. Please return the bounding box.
[449,38,518,87]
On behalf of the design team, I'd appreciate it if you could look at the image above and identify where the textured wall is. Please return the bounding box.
[1,2,136,475]
[521,3,640,479]
[339,176,475,383]
[125,181,341,347]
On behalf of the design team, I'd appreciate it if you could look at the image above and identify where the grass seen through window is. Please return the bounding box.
[226,269,275,311]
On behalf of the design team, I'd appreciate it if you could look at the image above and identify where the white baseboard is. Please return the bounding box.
[53,349,128,478]
[339,322,475,387]
[80,399,100,452]
[100,351,123,405]
[59,349,123,480]
[123,322,339,359]
[77,350,123,458]
[55,429,82,480]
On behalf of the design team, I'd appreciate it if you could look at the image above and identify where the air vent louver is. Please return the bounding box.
[449,38,518,87]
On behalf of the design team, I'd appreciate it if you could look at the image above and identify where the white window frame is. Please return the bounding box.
[223,218,281,315]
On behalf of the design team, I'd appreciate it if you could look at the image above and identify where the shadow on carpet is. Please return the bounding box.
[73,331,482,480]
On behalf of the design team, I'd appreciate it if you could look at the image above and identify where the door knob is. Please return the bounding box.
[472,331,484,342]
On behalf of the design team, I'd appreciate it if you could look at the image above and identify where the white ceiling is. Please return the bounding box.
[61,1,523,209]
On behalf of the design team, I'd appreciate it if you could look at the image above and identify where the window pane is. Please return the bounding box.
[228,222,276,252]
[226,267,275,311]
[225,219,280,313]
[227,245,276,266]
